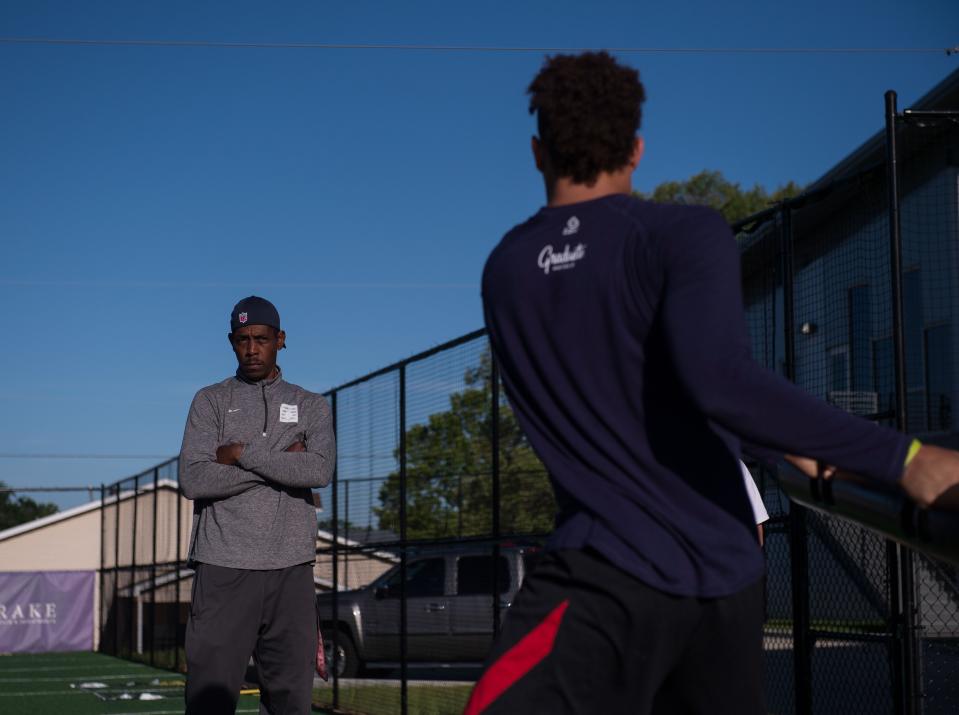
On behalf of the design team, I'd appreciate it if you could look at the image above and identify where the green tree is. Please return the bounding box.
[0,483,58,530]
[636,170,802,224]
[374,353,554,540]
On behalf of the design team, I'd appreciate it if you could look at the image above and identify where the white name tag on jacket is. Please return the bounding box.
[279,404,299,423]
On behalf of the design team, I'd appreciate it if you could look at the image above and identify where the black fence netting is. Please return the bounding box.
[897,108,959,714]
[97,90,958,715]
[736,94,959,715]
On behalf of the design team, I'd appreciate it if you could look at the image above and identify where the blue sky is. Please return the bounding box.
[1,1,957,509]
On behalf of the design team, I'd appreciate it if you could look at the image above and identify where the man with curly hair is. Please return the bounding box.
[466,51,959,714]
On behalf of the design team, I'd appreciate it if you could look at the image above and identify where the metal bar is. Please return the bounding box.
[885,88,919,715]
[151,468,158,666]
[885,95,908,445]
[130,475,139,658]
[491,349,502,635]
[399,364,408,715]
[113,481,121,656]
[888,541,907,714]
[777,465,959,565]
[781,204,812,715]
[175,464,182,673]
[99,484,106,654]
[331,390,340,709]
[456,472,463,537]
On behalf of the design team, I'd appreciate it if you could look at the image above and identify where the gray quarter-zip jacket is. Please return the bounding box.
[179,367,335,570]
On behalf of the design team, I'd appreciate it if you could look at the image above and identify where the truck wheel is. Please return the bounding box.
[325,631,360,678]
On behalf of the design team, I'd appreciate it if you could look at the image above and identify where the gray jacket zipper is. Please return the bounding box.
[261,384,268,436]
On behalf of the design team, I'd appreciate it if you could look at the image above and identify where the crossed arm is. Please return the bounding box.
[178,392,335,501]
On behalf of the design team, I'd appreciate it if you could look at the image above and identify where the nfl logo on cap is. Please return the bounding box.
[239,312,248,324]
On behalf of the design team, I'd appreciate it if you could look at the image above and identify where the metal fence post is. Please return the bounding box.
[113,481,121,656]
[131,475,139,658]
[99,483,106,654]
[175,467,182,672]
[885,88,920,715]
[151,468,158,666]
[399,364,408,715]
[781,204,813,715]
[331,390,340,710]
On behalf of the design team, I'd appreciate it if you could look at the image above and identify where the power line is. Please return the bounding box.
[0,453,172,460]
[0,486,97,492]
[0,279,477,289]
[0,37,956,55]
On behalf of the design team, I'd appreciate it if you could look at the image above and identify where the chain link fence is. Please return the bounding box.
[737,90,959,715]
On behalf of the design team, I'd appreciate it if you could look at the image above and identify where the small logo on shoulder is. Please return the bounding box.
[537,243,587,275]
[562,216,580,236]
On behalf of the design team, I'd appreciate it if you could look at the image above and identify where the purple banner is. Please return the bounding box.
[0,571,94,653]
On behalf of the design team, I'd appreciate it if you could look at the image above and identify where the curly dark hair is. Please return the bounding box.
[527,51,646,185]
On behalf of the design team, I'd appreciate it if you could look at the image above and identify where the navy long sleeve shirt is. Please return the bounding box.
[482,194,910,597]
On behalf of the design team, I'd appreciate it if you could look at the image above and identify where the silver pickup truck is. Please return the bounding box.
[316,544,540,677]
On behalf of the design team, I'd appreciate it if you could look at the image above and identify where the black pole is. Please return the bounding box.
[458,472,463,538]
[885,91,908,456]
[150,468,158,666]
[781,205,812,715]
[175,464,182,673]
[399,365,408,715]
[491,350,502,635]
[331,391,340,709]
[113,480,120,656]
[131,475,139,659]
[885,88,920,715]
[99,484,105,654]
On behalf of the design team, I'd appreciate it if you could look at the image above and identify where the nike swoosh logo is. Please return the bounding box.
[228,408,241,413]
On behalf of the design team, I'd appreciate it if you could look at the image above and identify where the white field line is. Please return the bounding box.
[0,690,98,697]
[0,672,168,683]
[0,656,120,664]
[0,664,157,673]
[95,687,185,693]
[0,686,185,696]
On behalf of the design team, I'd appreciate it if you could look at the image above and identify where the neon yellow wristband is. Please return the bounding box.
[904,438,922,468]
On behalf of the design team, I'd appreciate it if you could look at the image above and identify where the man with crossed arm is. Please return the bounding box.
[179,296,335,715]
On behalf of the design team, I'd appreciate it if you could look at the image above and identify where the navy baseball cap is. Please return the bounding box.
[230,296,281,333]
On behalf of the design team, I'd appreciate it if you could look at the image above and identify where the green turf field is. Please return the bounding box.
[0,651,262,714]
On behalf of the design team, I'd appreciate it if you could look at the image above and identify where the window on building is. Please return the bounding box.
[903,270,926,432]
[849,285,872,392]
[873,336,894,424]
[925,324,952,432]
[829,345,849,393]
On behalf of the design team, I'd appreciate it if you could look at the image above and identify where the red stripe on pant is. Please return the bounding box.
[463,599,570,715]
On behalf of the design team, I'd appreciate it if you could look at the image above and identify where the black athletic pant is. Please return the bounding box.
[185,562,317,715]
[464,548,765,715]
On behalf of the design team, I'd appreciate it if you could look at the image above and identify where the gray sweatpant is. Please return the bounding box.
[185,562,317,715]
